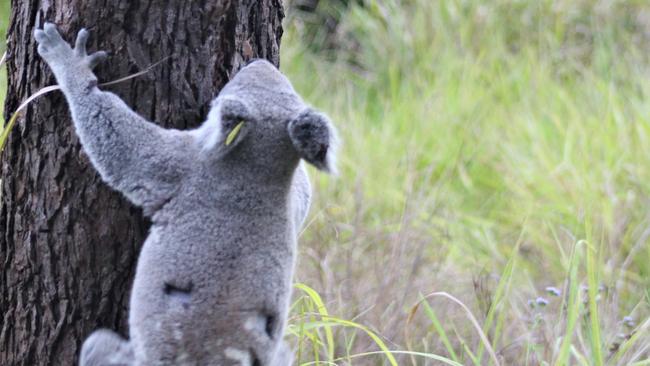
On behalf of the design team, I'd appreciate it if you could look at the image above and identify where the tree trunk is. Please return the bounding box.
[0,1,283,364]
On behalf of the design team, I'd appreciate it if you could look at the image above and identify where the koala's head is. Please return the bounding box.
[199,59,338,178]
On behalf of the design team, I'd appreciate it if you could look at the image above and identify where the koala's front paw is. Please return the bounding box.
[34,23,107,73]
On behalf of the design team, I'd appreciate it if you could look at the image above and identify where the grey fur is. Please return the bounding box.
[35,24,337,366]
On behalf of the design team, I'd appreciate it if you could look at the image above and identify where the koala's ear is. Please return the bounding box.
[288,108,338,174]
[202,97,253,154]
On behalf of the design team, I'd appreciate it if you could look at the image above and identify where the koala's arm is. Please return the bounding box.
[35,24,188,214]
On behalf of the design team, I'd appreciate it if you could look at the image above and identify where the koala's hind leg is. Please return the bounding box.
[80,329,134,366]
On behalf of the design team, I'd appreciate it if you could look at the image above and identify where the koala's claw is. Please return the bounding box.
[75,28,90,56]
[87,51,108,69]
[34,23,68,55]
[35,23,107,70]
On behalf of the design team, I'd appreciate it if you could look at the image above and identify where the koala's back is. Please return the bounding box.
[127,156,297,364]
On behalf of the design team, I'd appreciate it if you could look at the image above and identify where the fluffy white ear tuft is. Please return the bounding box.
[288,108,339,174]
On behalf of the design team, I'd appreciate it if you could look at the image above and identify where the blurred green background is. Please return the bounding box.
[2,1,650,365]
[284,1,650,365]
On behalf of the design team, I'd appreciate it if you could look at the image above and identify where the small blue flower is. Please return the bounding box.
[623,316,635,328]
[535,297,549,307]
[545,286,561,297]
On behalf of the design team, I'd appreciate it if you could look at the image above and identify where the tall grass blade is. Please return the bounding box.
[554,240,585,366]
[420,298,460,362]
[294,283,336,362]
[416,292,501,366]
[291,316,398,366]
[301,350,463,366]
[476,233,522,362]
[0,85,60,152]
[585,232,604,366]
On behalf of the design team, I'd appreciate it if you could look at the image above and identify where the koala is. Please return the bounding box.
[35,23,337,366]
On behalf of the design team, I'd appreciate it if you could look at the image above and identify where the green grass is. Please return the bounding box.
[282,0,650,364]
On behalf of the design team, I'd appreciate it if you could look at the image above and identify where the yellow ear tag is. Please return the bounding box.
[225,121,244,146]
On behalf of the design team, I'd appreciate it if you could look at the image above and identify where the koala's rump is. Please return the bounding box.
[129,301,281,365]
[127,220,294,359]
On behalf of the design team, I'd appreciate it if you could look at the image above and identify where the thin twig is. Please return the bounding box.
[0,56,168,153]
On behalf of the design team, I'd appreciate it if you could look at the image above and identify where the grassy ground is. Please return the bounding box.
[282,1,650,365]
[1,1,649,365]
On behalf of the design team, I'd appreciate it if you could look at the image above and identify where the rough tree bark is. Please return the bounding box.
[0,1,283,364]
